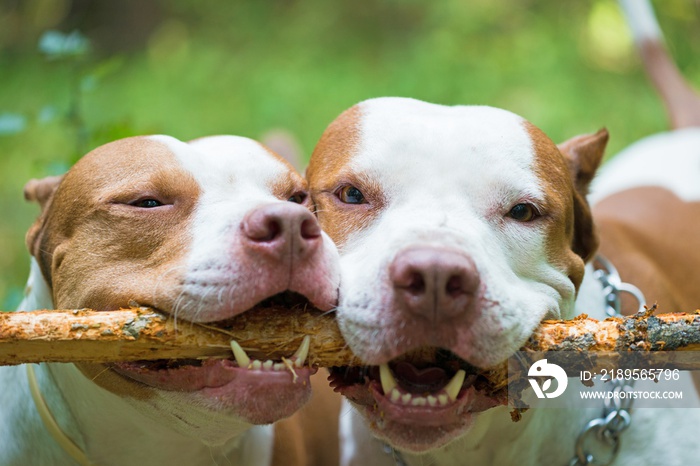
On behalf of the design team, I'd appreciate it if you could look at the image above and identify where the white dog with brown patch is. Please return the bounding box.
[308,2,700,465]
[0,135,341,465]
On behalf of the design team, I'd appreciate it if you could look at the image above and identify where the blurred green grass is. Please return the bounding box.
[1,0,698,309]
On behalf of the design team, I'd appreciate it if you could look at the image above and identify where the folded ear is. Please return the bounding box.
[558,129,608,262]
[558,129,608,197]
[24,175,63,211]
[24,175,63,259]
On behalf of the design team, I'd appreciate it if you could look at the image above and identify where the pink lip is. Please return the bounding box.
[112,359,317,424]
[335,374,506,451]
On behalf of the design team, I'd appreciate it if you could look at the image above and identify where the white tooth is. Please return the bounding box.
[401,393,412,405]
[230,340,251,368]
[379,364,397,394]
[273,363,286,371]
[263,360,274,370]
[411,397,427,406]
[390,388,401,403]
[438,394,449,406]
[445,369,466,401]
[251,360,262,370]
[293,336,311,368]
[427,395,437,407]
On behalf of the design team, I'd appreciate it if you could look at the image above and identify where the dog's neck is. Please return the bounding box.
[18,258,274,466]
[19,257,54,313]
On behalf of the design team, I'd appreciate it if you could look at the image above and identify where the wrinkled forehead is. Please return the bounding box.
[310,98,570,199]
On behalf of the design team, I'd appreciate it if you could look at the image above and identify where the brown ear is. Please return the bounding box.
[24,175,63,259]
[24,175,63,211]
[558,129,608,262]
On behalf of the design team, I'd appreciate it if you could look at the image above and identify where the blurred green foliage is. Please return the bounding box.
[0,0,698,309]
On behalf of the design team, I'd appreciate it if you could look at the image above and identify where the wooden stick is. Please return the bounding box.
[0,306,362,367]
[1,306,700,371]
[527,309,700,353]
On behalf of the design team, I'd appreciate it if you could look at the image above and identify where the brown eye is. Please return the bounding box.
[508,203,537,222]
[337,186,366,204]
[287,192,307,204]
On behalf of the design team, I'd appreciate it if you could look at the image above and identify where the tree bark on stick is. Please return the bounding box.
[1,307,700,377]
[0,306,362,367]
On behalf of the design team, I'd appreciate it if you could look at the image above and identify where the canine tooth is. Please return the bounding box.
[292,335,311,368]
[438,394,449,406]
[445,369,466,401]
[411,397,427,406]
[250,360,262,370]
[427,395,437,407]
[401,393,412,405]
[263,360,274,370]
[390,388,401,403]
[230,340,251,368]
[379,364,397,394]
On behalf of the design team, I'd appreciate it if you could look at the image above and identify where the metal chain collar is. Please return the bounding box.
[569,256,646,466]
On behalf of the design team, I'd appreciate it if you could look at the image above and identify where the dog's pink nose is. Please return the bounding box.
[390,247,480,321]
[242,203,321,259]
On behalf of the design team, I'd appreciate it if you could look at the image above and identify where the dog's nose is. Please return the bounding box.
[241,203,322,260]
[390,247,480,321]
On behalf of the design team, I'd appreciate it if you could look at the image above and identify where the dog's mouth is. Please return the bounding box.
[110,291,317,424]
[329,347,508,450]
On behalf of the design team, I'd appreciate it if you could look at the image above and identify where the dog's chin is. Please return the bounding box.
[354,398,480,452]
[329,348,507,452]
[111,359,316,424]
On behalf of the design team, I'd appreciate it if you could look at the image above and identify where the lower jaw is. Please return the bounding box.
[366,408,477,452]
[111,359,317,424]
[341,382,506,452]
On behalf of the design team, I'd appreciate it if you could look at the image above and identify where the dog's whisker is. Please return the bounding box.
[90,365,112,382]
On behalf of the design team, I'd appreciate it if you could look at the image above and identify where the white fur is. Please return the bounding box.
[589,128,700,204]
[151,135,340,322]
[152,135,291,322]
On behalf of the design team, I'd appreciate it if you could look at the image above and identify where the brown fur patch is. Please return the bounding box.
[262,142,308,201]
[525,125,607,294]
[29,136,201,313]
[307,105,385,248]
[594,187,700,314]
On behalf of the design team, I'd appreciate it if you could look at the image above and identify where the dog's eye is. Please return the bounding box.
[337,186,366,204]
[131,199,163,208]
[508,203,537,222]
[287,192,307,204]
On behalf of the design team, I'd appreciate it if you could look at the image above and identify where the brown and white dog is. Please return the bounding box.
[0,135,341,465]
[308,2,700,465]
